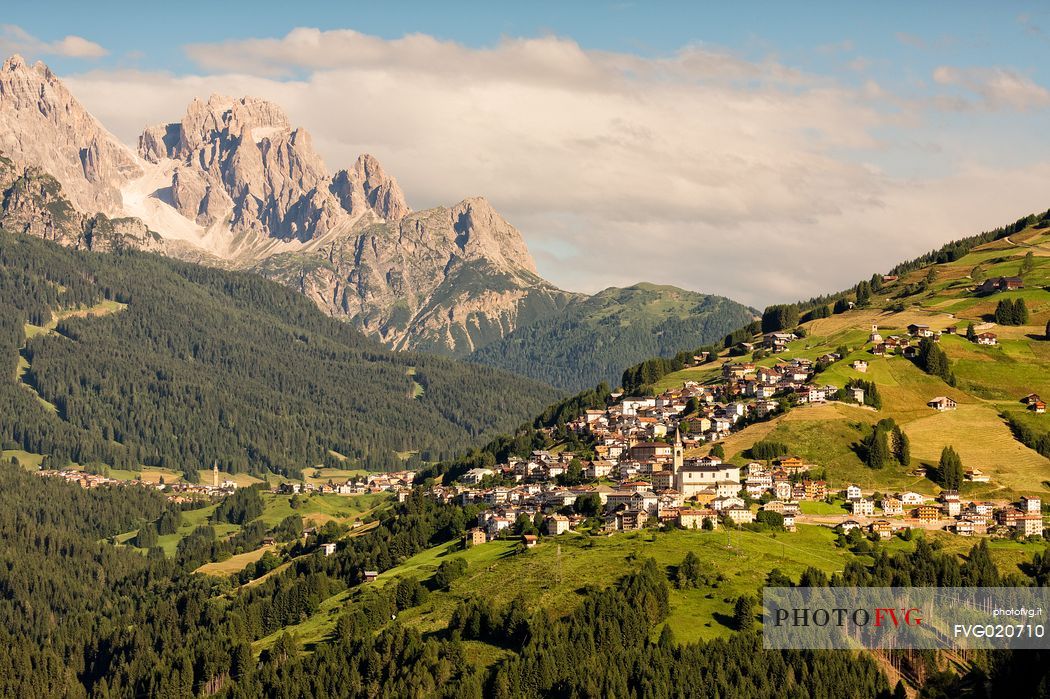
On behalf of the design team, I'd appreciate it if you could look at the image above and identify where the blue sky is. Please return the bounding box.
[3,3,1050,304]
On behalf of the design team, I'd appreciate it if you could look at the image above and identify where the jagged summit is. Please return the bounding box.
[0,55,563,355]
[0,53,141,216]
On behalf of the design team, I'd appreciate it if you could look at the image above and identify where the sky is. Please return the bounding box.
[3,2,1050,307]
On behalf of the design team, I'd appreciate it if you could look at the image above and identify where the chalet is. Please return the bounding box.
[546,515,570,536]
[722,362,756,380]
[976,332,998,346]
[724,506,755,525]
[1021,393,1043,405]
[899,492,925,506]
[881,497,903,515]
[871,343,887,356]
[840,520,862,533]
[977,276,1024,294]
[778,456,806,472]
[521,534,538,549]
[851,360,869,373]
[363,570,379,583]
[902,346,920,359]
[907,324,934,338]
[912,505,940,523]
[945,325,957,335]
[1032,401,1047,414]
[927,396,957,411]
[870,520,893,540]
[964,468,990,483]
[803,479,828,500]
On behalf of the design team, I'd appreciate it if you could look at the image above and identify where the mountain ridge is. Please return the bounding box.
[0,53,753,359]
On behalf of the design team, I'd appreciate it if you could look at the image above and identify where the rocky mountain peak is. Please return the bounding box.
[450,196,536,274]
[0,53,141,216]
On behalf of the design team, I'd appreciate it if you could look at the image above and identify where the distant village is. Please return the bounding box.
[36,463,416,503]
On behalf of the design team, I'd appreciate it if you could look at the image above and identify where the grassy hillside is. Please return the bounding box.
[469,283,756,390]
[0,230,559,477]
[656,224,1050,497]
[255,524,1046,656]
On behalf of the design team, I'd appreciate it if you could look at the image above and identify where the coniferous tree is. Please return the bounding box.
[733,595,755,631]
[892,426,911,466]
[938,446,964,490]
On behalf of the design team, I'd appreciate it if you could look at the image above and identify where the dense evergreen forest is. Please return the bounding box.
[469,284,754,391]
[2,458,1046,698]
[0,230,559,476]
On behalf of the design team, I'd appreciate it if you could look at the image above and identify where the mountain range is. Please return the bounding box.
[0,54,749,374]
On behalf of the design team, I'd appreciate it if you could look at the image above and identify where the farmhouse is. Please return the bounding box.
[678,508,717,529]
[851,360,868,372]
[976,332,998,346]
[927,396,957,411]
[977,276,1024,293]
[907,324,934,338]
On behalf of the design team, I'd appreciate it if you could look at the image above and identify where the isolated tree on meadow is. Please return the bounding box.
[733,595,755,631]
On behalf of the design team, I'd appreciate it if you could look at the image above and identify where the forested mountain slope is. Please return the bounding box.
[469,283,755,390]
[0,230,559,477]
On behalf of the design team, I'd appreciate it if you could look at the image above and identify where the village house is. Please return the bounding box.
[461,467,495,485]
[774,480,793,501]
[783,512,797,532]
[724,506,755,525]
[546,515,570,536]
[1021,495,1042,514]
[678,508,718,529]
[907,324,934,338]
[869,520,894,540]
[850,498,875,517]
[321,542,337,556]
[976,332,998,346]
[851,360,869,373]
[840,520,862,533]
[881,497,903,515]
[965,468,990,483]
[845,484,862,501]
[913,505,941,523]
[804,479,828,500]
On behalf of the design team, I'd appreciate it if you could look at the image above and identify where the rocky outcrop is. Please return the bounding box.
[0,154,156,252]
[256,197,575,355]
[0,55,141,217]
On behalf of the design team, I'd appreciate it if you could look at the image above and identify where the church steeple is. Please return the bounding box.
[672,427,684,474]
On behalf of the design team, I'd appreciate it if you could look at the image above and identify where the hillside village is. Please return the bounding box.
[430,246,1050,549]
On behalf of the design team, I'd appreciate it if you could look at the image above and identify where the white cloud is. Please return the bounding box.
[0,24,107,59]
[60,29,1050,307]
[933,65,1050,111]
